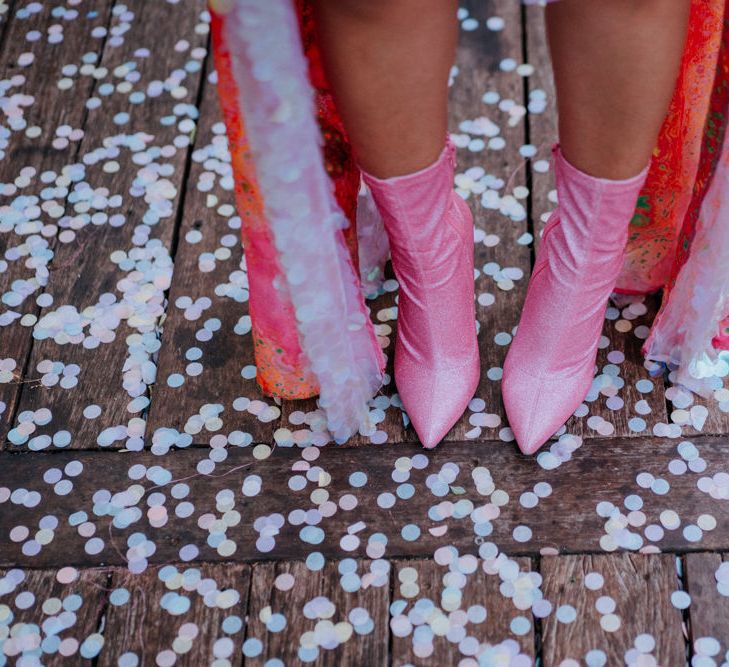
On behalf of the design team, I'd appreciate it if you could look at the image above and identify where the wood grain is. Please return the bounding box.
[244,559,390,666]
[523,3,556,254]
[684,552,729,657]
[0,567,109,665]
[541,553,686,665]
[98,563,250,667]
[390,557,535,664]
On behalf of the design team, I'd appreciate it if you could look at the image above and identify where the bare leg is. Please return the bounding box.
[546,0,690,180]
[311,0,458,178]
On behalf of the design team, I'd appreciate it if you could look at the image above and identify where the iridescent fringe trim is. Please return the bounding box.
[644,132,729,396]
[220,0,385,441]
[356,185,389,300]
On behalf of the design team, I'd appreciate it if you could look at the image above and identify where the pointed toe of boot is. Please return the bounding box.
[398,354,480,449]
[502,363,593,455]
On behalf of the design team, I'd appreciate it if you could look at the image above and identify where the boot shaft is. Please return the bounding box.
[361,140,462,257]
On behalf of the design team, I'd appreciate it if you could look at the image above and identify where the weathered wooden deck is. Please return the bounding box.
[1,0,729,664]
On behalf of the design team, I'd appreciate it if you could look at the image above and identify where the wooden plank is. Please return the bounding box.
[541,553,686,665]
[7,0,208,450]
[685,552,729,657]
[667,380,729,439]
[524,3,556,253]
[97,563,250,667]
[3,435,729,567]
[390,557,534,664]
[146,62,283,444]
[0,0,116,444]
[523,6,669,441]
[244,559,389,666]
[448,0,531,443]
[568,293,669,440]
[0,567,109,664]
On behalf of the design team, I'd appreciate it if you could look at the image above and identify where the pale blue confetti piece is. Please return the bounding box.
[242,638,263,658]
[223,616,243,634]
[396,483,415,500]
[109,589,130,606]
[300,526,324,545]
[349,471,367,487]
[401,524,421,541]
[510,616,531,635]
[266,613,286,633]
[306,552,325,571]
